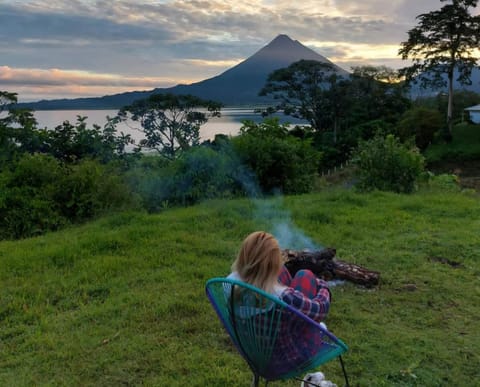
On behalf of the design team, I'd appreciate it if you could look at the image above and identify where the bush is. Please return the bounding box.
[126,147,240,211]
[0,154,136,240]
[396,107,444,150]
[424,122,480,163]
[231,118,322,194]
[352,134,425,193]
[420,172,462,192]
[55,159,137,221]
[0,154,66,239]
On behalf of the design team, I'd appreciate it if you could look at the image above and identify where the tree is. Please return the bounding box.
[46,116,133,163]
[0,91,17,116]
[118,93,221,159]
[0,92,43,164]
[348,66,411,125]
[396,107,444,150]
[259,60,345,132]
[231,118,322,194]
[398,0,480,137]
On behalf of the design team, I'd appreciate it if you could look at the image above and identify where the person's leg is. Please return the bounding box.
[278,265,292,286]
[289,269,317,299]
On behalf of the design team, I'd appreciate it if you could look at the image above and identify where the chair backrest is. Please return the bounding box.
[205,277,348,381]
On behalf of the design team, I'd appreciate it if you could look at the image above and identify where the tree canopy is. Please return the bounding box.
[259,60,343,132]
[399,0,480,136]
[118,93,222,159]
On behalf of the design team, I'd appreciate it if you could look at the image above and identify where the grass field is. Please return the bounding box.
[1,188,479,386]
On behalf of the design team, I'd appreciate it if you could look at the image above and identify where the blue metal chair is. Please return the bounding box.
[206,277,349,386]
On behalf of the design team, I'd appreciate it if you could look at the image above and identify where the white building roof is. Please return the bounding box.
[464,104,480,111]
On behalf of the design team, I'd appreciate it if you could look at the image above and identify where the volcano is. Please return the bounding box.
[20,35,348,109]
[167,34,348,105]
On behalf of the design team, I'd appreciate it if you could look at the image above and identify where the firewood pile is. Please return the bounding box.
[282,248,380,288]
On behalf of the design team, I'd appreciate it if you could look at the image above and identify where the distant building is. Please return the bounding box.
[464,104,480,124]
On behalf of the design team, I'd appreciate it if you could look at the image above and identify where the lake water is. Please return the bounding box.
[33,108,304,143]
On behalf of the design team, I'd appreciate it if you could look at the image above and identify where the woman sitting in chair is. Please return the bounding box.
[227,231,331,322]
[227,231,332,369]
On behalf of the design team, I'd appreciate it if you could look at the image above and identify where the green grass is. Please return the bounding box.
[425,122,480,163]
[1,189,479,386]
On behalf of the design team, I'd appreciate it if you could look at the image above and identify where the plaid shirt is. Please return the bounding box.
[261,283,330,377]
[280,278,330,322]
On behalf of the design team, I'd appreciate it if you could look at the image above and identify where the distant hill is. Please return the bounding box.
[18,34,348,110]
[409,67,480,98]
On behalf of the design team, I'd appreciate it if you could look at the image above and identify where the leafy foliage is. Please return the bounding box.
[260,63,411,169]
[0,153,136,240]
[348,66,411,125]
[0,93,134,167]
[424,122,480,162]
[118,93,222,159]
[44,116,134,163]
[231,118,322,194]
[0,153,66,239]
[126,147,240,211]
[0,91,17,114]
[396,107,444,150]
[259,60,343,132]
[399,0,480,134]
[352,134,425,193]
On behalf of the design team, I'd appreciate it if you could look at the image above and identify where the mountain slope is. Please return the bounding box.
[19,35,348,109]
[167,34,348,105]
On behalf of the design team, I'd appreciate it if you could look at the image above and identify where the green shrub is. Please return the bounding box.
[126,147,240,211]
[396,107,444,150]
[0,154,66,239]
[231,118,322,194]
[46,116,134,163]
[55,159,137,221]
[420,172,462,192]
[424,122,480,163]
[352,134,425,193]
[0,154,135,240]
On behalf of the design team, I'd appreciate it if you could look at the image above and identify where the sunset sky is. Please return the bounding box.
[1,0,479,102]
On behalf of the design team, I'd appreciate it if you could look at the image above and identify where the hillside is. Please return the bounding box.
[1,190,479,385]
[18,35,348,110]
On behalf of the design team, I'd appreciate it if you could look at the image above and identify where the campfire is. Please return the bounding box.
[282,248,380,288]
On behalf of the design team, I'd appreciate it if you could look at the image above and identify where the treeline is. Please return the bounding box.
[1,79,478,240]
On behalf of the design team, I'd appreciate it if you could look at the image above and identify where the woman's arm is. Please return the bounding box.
[281,279,330,322]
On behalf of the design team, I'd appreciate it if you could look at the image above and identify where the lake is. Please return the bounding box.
[33,108,305,143]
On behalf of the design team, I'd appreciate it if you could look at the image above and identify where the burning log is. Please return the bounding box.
[282,248,380,288]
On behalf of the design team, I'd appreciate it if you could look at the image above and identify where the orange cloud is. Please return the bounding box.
[0,66,201,101]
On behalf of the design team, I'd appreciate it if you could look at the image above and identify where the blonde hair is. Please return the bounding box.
[232,231,282,294]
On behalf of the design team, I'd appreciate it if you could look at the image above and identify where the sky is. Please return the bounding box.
[1,0,479,102]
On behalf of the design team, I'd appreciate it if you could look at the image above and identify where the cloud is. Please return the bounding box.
[182,58,243,68]
[3,0,479,101]
[0,66,185,87]
[1,4,165,43]
[0,66,194,101]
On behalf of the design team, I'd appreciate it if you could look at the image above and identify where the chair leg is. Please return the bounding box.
[339,355,350,387]
[251,373,260,387]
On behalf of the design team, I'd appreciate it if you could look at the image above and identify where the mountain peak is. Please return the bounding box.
[270,34,294,44]
[247,34,343,72]
[264,34,299,50]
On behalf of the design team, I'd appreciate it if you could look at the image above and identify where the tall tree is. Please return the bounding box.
[398,0,480,137]
[259,60,345,132]
[349,66,411,125]
[0,91,17,116]
[118,93,221,159]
